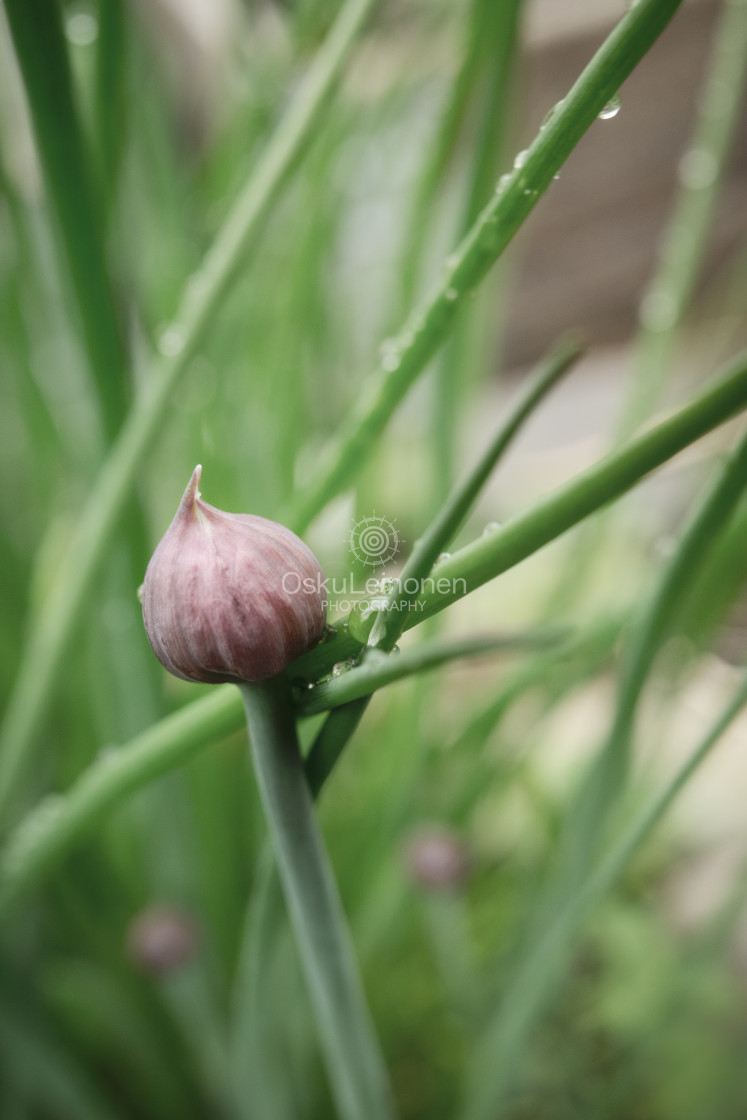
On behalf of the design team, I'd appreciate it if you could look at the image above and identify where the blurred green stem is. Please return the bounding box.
[0,0,377,828]
[461,423,747,1119]
[3,0,128,441]
[565,423,747,865]
[460,666,747,1120]
[239,678,397,1120]
[622,0,747,433]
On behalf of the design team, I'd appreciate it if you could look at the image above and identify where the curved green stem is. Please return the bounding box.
[239,678,397,1120]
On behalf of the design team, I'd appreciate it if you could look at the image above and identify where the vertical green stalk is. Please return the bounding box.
[0,0,377,828]
[433,0,523,500]
[95,0,128,222]
[239,678,397,1120]
[622,0,747,433]
[3,0,128,441]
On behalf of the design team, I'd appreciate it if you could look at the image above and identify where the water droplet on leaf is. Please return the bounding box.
[65,10,98,45]
[157,324,186,357]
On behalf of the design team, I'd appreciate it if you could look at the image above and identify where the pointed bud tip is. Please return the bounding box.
[178,465,203,519]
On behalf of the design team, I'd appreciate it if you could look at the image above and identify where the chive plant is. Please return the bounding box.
[1,0,747,1117]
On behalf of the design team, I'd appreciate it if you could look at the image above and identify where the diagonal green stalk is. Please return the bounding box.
[3,0,128,441]
[368,337,582,649]
[239,678,397,1120]
[0,687,242,915]
[460,667,747,1120]
[305,700,371,798]
[287,0,686,532]
[299,631,568,717]
[2,352,746,911]
[0,0,377,828]
[297,346,747,678]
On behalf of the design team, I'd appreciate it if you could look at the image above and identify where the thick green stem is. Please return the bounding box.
[239,678,396,1120]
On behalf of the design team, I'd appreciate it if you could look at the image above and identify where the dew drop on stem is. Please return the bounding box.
[65,10,98,45]
[157,324,186,357]
[598,93,621,120]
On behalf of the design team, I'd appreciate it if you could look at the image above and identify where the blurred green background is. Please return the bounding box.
[1,0,747,1116]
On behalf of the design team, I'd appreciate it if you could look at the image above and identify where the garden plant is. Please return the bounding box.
[1,0,747,1116]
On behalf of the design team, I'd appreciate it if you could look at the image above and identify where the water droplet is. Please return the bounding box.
[363,648,388,669]
[379,338,400,372]
[495,173,511,194]
[378,576,398,594]
[444,253,459,271]
[392,645,401,656]
[306,682,316,691]
[332,661,352,677]
[445,288,458,302]
[97,745,120,767]
[640,289,678,332]
[435,552,451,564]
[186,269,210,303]
[361,596,390,618]
[136,583,144,603]
[513,149,529,170]
[317,624,338,645]
[482,521,501,536]
[678,148,717,190]
[157,324,185,357]
[553,173,561,181]
[598,93,621,120]
[541,99,565,131]
[65,9,98,45]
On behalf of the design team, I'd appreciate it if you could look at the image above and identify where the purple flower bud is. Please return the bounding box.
[403,826,471,891]
[126,905,199,975]
[142,466,326,684]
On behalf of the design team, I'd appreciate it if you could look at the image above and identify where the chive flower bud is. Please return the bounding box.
[142,466,326,684]
[403,826,471,891]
